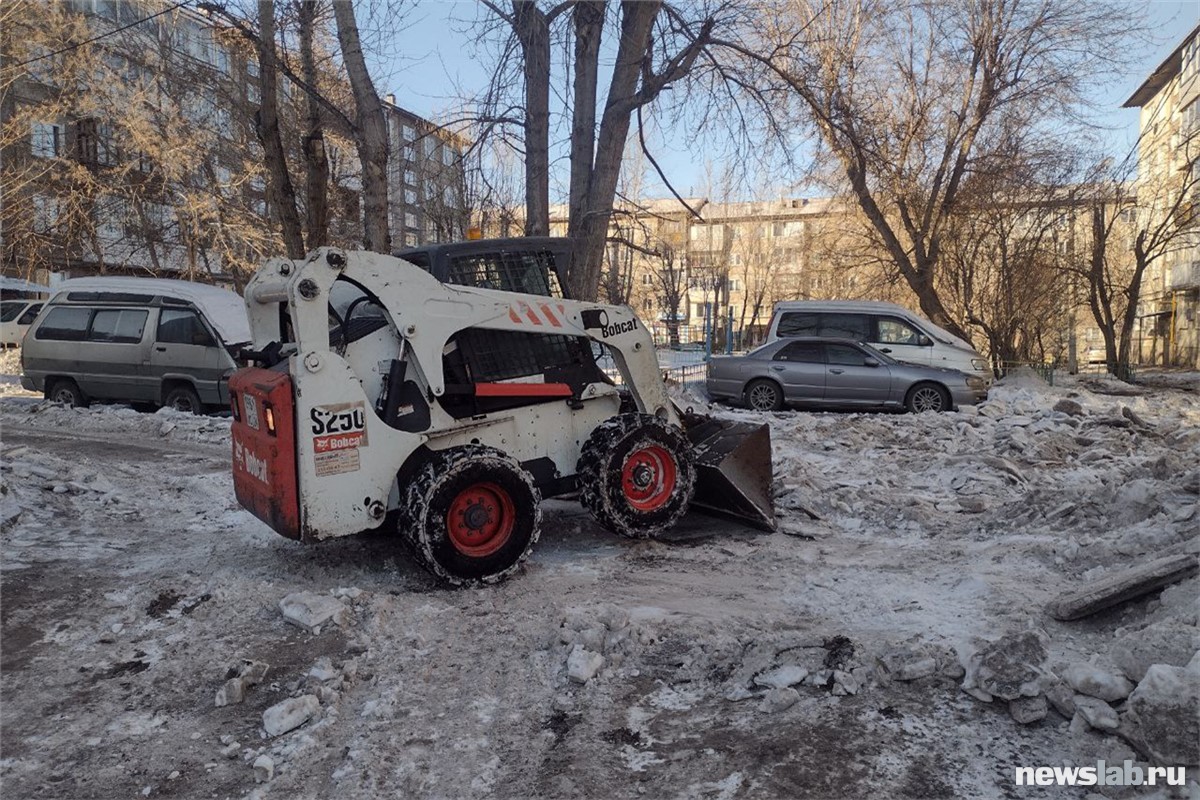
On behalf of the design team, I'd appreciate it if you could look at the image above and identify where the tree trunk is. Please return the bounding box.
[298,0,329,251]
[256,0,305,259]
[568,1,604,232]
[567,1,660,299]
[512,1,551,237]
[332,1,390,253]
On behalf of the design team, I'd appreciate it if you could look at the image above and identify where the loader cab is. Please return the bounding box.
[394,237,571,298]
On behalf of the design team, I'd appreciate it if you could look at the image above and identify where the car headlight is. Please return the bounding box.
[971,358,987,371]
[966,375,985,389]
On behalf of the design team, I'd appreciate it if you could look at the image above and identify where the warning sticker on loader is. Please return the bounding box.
[315,448,360,477]
[310,401,368,475]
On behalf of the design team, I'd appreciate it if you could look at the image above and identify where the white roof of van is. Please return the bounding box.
[770,299,976,351]
[50,277,251,344]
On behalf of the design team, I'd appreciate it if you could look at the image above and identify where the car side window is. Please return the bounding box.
[817,313,870,340]
[876,316,923,345]
[35,307,92,341]
[157,309,215,347]
[826,344,869,366]
[776,312,819,336]
[88,309,148,343]
[774,342,823,362]
[17,304,42,325]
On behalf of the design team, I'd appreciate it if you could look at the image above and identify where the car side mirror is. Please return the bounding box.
[917,334,932,346]
[863,357,880,367]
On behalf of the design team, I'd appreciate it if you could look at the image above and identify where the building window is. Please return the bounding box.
[404,189,416,204]
[402,125,414,141]
[443,186,455,207]
[404,233,418,246]
[442,147,455,167]
[247,59,259,78]
[403,145,414,160]
[247,82,260,105]
[32,195,58,233]
[75,118,117,167]
[404,169,415,185]
[31,122,62,158]
[405,212,417,229]
[641,273,655,286]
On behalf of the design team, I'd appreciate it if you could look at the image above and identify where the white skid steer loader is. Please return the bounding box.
[229,248,773,586]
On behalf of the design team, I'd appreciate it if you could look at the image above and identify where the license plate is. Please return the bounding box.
[243,393,260,430]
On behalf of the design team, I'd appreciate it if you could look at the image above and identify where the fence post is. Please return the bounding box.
[704,302,712,362]
[725,306,734,354]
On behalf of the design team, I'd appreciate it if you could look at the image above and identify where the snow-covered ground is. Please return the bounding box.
[1,365,1197,799]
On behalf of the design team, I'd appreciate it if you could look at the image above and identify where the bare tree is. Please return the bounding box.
[716,0,1138,340]
[331,1,389,252]
[940,163,1073,372]
[649,242,688,347]
[1064,131,1200,379]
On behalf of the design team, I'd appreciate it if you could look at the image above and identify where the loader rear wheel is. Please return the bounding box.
[398,445,541,586]
[577,413,696,539]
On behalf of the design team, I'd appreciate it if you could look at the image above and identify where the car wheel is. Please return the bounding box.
[577,413,696,539]
[47,379,88,408]
[398,445,541,586]
[744,379,783,412]
[905,382,949,413]
[164,385,202,414]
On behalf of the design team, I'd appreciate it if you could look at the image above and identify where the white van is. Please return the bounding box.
[20,277,250,412]
[765,301,991,383]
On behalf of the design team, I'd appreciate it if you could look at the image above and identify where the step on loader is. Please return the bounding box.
[229,248,774,586]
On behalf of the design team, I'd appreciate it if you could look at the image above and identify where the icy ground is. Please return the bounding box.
[1,366,1197,799]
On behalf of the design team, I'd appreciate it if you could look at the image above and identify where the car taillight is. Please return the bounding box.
[264,403,277,436]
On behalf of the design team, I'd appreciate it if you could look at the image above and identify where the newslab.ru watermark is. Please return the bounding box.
[1015,760,1187,787]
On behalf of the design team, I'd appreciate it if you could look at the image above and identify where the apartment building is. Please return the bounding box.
[1123,23,1200,368]
[553,196,880,347]
[383,97,468,249]
[2,1,468,289]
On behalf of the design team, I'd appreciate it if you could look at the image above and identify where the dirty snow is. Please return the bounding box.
[1,366,1198,798]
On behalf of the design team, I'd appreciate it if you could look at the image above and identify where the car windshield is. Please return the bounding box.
[746,342,779,359]
[1,301,27,322]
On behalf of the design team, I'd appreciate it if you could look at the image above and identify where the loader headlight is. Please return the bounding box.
[966,375,986,390]
[264,403,277,435]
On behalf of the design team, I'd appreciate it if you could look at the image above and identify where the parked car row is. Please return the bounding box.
[706,337,989,413]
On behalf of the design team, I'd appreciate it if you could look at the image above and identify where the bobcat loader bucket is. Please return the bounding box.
[682,414,776,531]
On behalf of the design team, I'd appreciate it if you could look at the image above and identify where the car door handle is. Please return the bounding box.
[155,346,167,352]
[879,348,892,354]
[770,365,784,371]
[829,368,844,374]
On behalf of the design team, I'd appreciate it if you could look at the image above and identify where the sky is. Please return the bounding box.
[365,1,1200,203]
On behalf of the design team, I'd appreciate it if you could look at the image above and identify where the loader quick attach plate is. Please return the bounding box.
[230,368,301,539]
[684,417,776,531]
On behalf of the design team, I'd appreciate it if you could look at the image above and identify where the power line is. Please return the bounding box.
[12,0,192,70]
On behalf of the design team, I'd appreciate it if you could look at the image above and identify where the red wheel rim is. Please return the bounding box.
[446,482,515,557]
[620,445,677,512]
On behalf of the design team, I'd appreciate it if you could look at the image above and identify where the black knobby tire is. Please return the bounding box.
[398,445,541,586]
[576,413,696,539]
[47,379,88,408]
[905,382,950,413]
[164,385,202,414]
[744,379,783,412]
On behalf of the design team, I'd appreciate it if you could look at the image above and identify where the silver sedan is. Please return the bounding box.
[705,337,989,412]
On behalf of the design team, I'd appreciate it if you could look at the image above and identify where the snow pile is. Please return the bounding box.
[3,400,232,446]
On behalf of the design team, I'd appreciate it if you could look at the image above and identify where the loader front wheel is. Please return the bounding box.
[577,414,696,539]
[399,445,541,586]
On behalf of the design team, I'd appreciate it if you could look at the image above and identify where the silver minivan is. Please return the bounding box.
[20,277,250,413]
[764,300,992,384]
